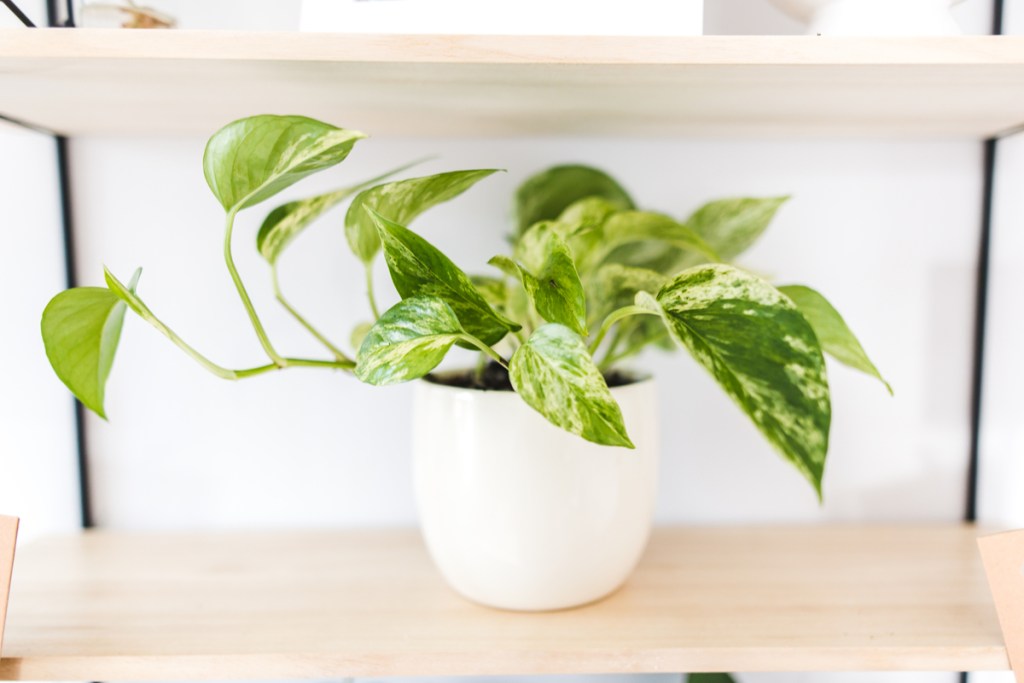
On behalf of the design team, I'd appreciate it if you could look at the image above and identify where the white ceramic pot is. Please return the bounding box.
[768,0,963,35]
[413,375,659,611]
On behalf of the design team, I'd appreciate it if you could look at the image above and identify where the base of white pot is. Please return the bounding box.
[412,375,659,611]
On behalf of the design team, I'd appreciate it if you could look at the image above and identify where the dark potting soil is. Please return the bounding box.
[426,362,639,392]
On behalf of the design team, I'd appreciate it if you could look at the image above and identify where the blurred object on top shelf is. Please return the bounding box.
[768,0,965,35]
[80,0,174,28]
[300,0,703,36]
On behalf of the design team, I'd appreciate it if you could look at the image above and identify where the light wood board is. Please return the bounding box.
[1,31,1024,137]
[0,525,1008,679]
[0,517,17,658]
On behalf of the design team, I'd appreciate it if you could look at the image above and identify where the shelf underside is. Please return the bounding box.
[0,525,1008,679]
[2,31,1024,137]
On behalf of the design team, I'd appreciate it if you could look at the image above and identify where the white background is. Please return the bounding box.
[1,2,1020,683]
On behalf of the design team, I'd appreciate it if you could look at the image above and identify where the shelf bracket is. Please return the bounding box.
[978,529,1024,682]
[0,515,18,658]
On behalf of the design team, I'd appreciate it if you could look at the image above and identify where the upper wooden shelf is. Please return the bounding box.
[0,525,1008,679]
[1,30,1024,137]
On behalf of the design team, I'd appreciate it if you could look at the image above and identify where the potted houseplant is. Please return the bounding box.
[41,114,888,611]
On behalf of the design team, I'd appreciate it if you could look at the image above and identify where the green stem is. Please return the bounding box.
[365,264,381,320]
[459,334,508,370]
[272,265,353,364]
[588,305,657,355]
[224,209,286,366]
[598,327,625,369]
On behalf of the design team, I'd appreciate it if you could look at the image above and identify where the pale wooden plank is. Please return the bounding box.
[0,31,1024,137]
[0,525,1008,679]
[0,516,18,658]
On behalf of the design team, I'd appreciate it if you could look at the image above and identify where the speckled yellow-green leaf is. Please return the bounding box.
[511,223,587,335]
[779,284,891,395]
[656,264,831,497]
[257,162,417,265]
[509,323,633,448]
[40,269,141,419]
[346,169,499,265]
[370,210,520,346]
[356,297,464,385]
[203,115,365,213]
[584,211,719,274]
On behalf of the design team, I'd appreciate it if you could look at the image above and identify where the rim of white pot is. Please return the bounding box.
[421,368,655,396]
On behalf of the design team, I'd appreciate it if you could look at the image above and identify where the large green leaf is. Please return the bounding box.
[509,323,633,448]
[656,264,831,497]
[370,209,520,346]
[686,196,789,261]
[779,284,891,394]
[346,169,499,265]
[203,115,365,213]
[589,263,668,324]
[515,164,634,236]
[41,269,141,419]
[257,161,418,265]
[355,297,464,385]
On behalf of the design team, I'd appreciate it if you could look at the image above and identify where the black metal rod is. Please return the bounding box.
[1,0,36,27]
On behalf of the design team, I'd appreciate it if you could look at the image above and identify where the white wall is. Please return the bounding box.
[2,1,1009,682]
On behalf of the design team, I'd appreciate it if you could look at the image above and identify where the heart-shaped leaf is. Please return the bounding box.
[506,223,587,335]
[686,196,789,261]
[41,269,141,419]
[257,161,420,265]
[779,284,891,394]
[346,169,499,265]
[509,323,633,448]
[203,115,365,213]
[370,209,520,346]
[656,264,831,497]
[515,164,634,236]
[355,297,465,385]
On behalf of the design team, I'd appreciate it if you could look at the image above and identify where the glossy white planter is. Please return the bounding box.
[413,376,659,611]
[769,0,963,35]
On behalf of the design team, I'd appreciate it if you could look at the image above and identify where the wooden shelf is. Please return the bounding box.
[1,31,1024,137]
[0,525,1008,679]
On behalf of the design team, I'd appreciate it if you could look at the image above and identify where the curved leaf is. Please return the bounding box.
[585,211,719,274]
[511,223,587,335]
[370,209,520,346]
[779,284,891,394]
[589,263,668,324]
[346,169,500,265]
[355,297,464,385]
[257,161,419,265]
[203,115,365,213]
[509,323,633,448]
[515,164,634,236]
[41,269,141,419]
[685,196,789,261]
[656,264,830,497]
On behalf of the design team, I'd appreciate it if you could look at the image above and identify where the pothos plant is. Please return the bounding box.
[41,114,889,499]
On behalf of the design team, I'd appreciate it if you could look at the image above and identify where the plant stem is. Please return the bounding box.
[365,264,381,319]
[272,265,353,364]
[588,305,657,355]
[223,209,286,366]
[459,334,508,370]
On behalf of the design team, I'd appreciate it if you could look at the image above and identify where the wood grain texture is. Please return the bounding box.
[0,517,17,658]
[0,525,1008,679]
[1,31,1024,137]
[978,530,1024,682]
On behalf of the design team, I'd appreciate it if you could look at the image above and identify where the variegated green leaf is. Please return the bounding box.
[350,321,373,353]
[515,164,634,235]
[779,284,891,395]
[203,115,365,213]
[370,209,520,346]
[509,223,587,335]
[589,263,668,323]
[41,268,141,419]
[471,275,508,311]
[583,211,720,274]
[686,196,789,261]
[257,161,419,265]
[509,323,633,448]
[355,297,465,385]
[346,169,499,265]
[656,264,830,497]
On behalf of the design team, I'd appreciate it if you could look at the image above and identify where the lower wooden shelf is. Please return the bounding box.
[0,525,1008,680]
